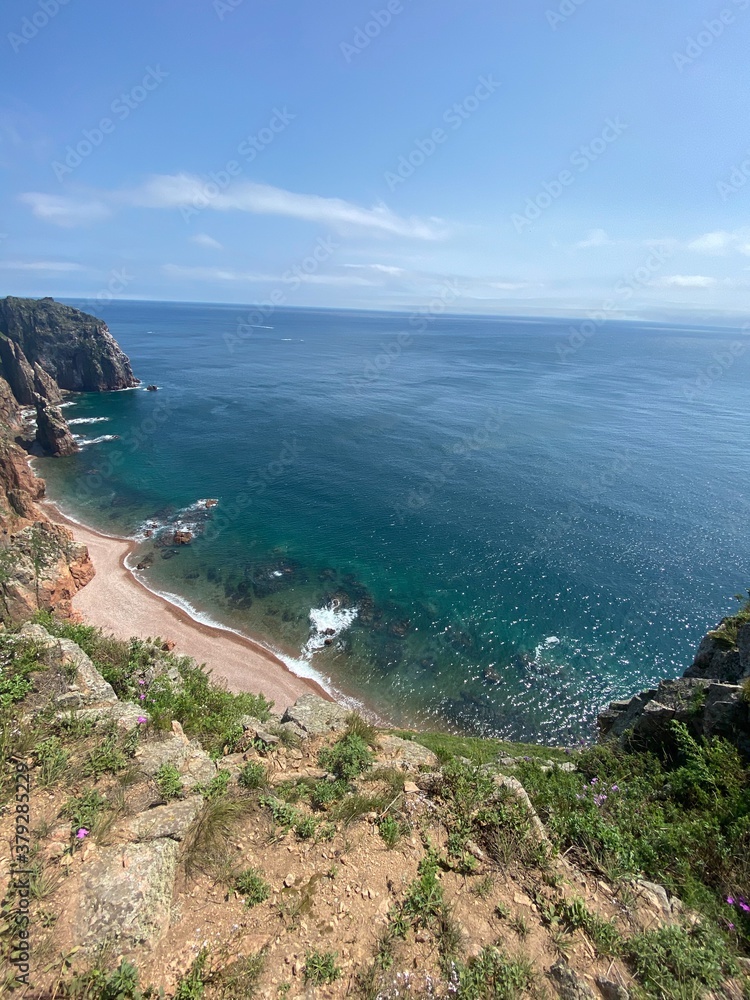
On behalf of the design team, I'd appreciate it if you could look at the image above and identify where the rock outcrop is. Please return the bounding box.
[0,296,138,393]
[35,394,79,457]
[599,617,750,759]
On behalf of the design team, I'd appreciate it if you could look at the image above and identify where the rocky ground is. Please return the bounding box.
[2,622,747,1000]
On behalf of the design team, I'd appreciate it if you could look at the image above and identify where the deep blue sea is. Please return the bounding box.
[38,301,750,742]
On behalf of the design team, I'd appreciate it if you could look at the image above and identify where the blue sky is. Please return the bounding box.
[1,0,749,318]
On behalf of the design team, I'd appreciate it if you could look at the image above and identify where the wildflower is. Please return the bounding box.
[727,896,735,905]
[139,694,146,701]
[76,828,89,839]
[740,901,750,913]
[610,784,619,792]
[590,777,598,785]
[138,679,146,685]
[137,716,147,724]
[593,793,608,806]
[728,922,735,930]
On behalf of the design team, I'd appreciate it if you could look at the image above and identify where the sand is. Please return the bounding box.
[43,501,325,713]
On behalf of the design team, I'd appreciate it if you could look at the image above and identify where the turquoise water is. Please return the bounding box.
[38,301,750,742]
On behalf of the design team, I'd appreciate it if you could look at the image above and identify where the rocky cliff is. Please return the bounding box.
[0,296,138,393]
[598,607,750,760]
[0,375,92,620]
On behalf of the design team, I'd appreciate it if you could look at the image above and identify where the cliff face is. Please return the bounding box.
[0,296,138,393]
[599,612,750,759]
[0,374,93,620]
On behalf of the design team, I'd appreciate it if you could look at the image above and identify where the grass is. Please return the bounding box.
[34,735,69,787]
[318,732,374,780]
[183,796,252,876]
[378,814,401,848]
[457,945,537,1000]
[517,728,750,951]
[707,592,750,649]
[388,729,571,766]
[234,868,271,907]
[155,762,183,800]
[238,760,267,790]
[304,950,341,986]
[625,923,738,1000]
[33,612,274,757]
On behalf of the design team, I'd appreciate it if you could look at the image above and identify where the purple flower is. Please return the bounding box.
[76,828,89,839]
[728,922,735,930]
[727,896,735,906]
[138,679,146,685]
[740,902,750,913]
[590,777,598,785]
[593,793,608,806]
[610,784,619,792]
[137,716,147,724]
[139,694,146,701]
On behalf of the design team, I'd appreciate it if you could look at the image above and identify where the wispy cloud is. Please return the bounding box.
[19,192,111,227]
[190,233,223,250]
[687,229,750,255]
[574,228,613,249]
[0,259,84,272]
[161,263,376,286]
[654,274,718,288]
[129,174,446,240]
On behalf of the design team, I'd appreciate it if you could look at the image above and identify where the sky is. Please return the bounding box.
[1,0,749,320]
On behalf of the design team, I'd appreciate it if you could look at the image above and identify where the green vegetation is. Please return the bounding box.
[34,735,70,787]
[62,788,109,839]
[155,763,183,800]
[318,732,374,780]
[378,813,402,848]
[0,631,43,707]
[625,923,738,1000]
[238,761,267,790]
[389,729,571,766]
[33,612,273,756]
[234,868,271,907]
[708,591,750,649]
[518,726,750,951]
[304,950,341,986]
[60,958,159,999]
[456,945,536,1000]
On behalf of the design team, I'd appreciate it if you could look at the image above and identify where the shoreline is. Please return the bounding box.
[42,498,334,713]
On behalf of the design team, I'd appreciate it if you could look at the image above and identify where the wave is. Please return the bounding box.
[68,416,111,426]
[133,497,220,542]
[302,599,359,658]
[74,434,119,446]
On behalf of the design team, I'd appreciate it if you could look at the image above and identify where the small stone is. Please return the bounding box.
[284,874,295,887]
[403,781,419,794]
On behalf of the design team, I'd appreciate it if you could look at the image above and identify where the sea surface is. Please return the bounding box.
[38,301,750,742]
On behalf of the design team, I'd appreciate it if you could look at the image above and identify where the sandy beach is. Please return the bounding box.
[43,501,325,713]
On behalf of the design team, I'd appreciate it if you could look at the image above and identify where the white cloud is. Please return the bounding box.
[161,264,376,286]
[687,229,750,255]
[344,263,407,275]
[18,192,111,227]
[0,260,84,272]
[655,274,718,288]
[574,228,612,249]
[190,233,223,250]
[128,174,445,240]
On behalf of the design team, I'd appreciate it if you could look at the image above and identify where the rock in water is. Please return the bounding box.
[35,394,79,456]
[0,296,138,392]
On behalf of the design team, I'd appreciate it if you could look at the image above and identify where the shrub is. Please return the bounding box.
[235,868,270,907]
[238,760,267,790]
[155,763,183,800]
[378,814,401,849]
[294,815,318,840]
[625,923,737,1000]
[83,733,129,779]
[304,950,341,986]
[62,788,109,838]
[318,733,373,780]
[457,946,535,1000]
[310,778,348,810]
[196,769,230,801]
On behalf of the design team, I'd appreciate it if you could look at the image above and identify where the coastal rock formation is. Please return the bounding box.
[599,616,750,760]
[0,296,138,393]
[35,393,79,457]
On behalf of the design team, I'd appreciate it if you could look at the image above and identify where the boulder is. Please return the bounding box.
[548,960,595,999]
[281,694,350,737]
[375,734,440,772]
[20,623,116,705]
[73,839,180,951]
[35,394,78,456]
[135,734,216,789]
[126,796,203,842]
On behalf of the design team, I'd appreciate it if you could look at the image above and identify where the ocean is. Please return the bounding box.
[37,300,750,743]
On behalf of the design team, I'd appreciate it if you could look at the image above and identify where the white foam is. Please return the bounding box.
[303,601,359,657]
[74,434,119,446]
[544,636,560,646]
[68,416,110,426]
